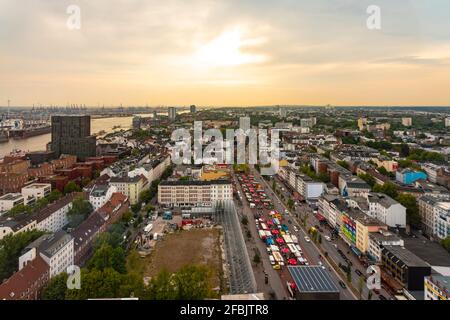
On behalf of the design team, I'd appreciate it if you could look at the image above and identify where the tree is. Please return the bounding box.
[373,182,399,199]
[173,265,213,300]
[253,253,261,265]
[358,174,376,187]
[287,199,294,209]
[358,276,365,300]
[0,230,45,281]
[441,236,450,252]
[368,290,373,300]
[145,269,177,300]
[42,273,69,300]
[67,196,93,228]
[396,193,421,228]
[87,243,126,274]
[66,268,125,300]
[122,211,133,223]
[34,197,49,211]
[400,143,410,157]
[337,160,349,170]
[6,204,31,217]
[47,189,62,203]
[64,181,81,194]
[131,203,142,214]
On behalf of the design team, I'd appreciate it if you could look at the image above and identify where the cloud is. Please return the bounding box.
[1,0,450,105]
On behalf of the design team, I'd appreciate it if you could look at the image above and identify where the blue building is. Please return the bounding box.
[396,169,427,185]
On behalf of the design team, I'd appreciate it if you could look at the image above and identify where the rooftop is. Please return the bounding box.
[22,183,51,190]
[0,193,23,201]
[26,230,73,258]
[383,245,430,268]
[287,266,339,293]
[368,193,399,208]
[0,256,49,300]
[159,180,231,186]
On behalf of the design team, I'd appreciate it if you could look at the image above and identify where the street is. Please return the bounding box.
[269,173,394,300]
[250,167,357,300]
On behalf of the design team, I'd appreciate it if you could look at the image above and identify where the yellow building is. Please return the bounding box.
[372,157,399,172]
[356,215,387,254]
[109,175,149,205]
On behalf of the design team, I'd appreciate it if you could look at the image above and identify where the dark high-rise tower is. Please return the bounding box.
[50,115,96,160]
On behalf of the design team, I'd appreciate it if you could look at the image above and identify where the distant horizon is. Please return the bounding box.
[1,105,450,109]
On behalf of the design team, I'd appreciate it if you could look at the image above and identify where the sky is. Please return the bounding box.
[1,0,450,107]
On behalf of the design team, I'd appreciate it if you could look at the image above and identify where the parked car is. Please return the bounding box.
[379,295,387,300]
[324,235,331,242]
[355,269,363,277]
[269,255,275,265]
[338,281,347,289]
[293,226,299,232]
[304,236,311,243]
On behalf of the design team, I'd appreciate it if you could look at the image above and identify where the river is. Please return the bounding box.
[0,116,136,157]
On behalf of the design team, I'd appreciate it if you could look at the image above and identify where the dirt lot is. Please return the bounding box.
[132,227,224,291]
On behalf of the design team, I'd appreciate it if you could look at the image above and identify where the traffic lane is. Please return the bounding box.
[273,177,388,299]
[306,214,391,300]
[253,170,356,300]
[232,173,289,299]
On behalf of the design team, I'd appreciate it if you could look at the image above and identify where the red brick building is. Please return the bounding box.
[0,256,50,300]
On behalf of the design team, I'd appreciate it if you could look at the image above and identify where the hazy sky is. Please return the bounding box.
[1,0,450,106]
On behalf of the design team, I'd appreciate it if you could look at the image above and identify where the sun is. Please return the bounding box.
[194,28,267,68]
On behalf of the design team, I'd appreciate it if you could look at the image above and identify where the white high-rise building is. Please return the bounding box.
[445,118,450,127]
[168,107,177,120]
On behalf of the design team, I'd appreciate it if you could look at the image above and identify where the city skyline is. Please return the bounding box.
[1,0,450,106]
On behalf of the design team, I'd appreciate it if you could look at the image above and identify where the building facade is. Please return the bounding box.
[158,180,232,207]
[50,115,96,160]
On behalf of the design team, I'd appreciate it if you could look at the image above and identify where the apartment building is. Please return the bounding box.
[109,175,149,205]
[0,193,25,214]
[421,163,445,183]
[338,174,371,197]
[19,231,74,278]
[279,167,324,200]
[368,230,404,264]
[381,245,431,291]
[21,183,51,202]
[0,256,50,300]
[396,169,427,185]
[35,193,80,233]
[371,157,398,172]
[367,193,407,228]
[0,214,37,240]
[89,184,117,210]
[0,193,81,240]
[158,180,232,207]
[424,275,450,300]
[418,195,450,238]
[355,215,387,255]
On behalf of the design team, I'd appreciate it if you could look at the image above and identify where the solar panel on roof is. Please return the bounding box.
[288,266,339,293]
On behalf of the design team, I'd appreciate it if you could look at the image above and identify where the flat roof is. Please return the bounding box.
[159,180,231,186]
[22,183,51,189]
[0,193,23,201]
[288,266,340,293]
[383,245,430,268]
